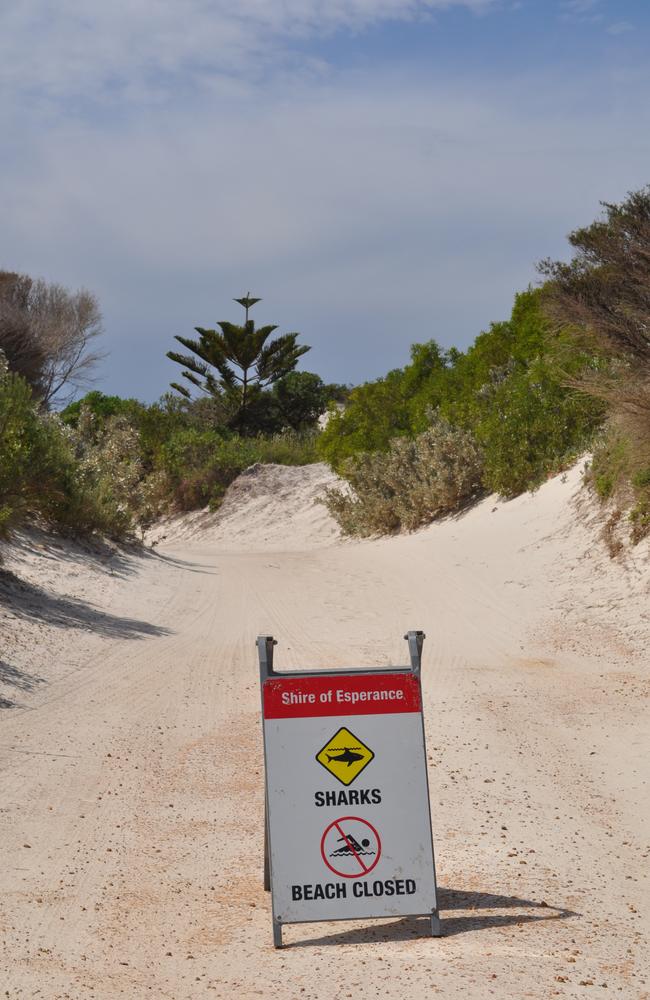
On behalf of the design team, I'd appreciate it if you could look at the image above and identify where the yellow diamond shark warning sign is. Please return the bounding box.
[315,727,374,786]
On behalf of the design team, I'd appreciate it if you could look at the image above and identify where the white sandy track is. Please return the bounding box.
[0,461,648,1000]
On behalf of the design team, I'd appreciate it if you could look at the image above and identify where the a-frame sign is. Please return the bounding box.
[258,631,441,947]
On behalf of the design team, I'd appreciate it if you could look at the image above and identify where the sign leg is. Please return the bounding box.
[257,635,277,681]
[404,630,425,675]
[258,637,276,893]
[273,917,283,949]
[430,910,442,937]
[264,798,270,891]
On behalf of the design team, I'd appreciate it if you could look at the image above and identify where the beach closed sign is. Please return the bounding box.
[258,632,440,946]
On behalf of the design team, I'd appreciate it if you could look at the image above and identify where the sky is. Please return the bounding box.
[1,0,649,401]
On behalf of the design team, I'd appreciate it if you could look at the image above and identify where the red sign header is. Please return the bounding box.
[263,672,421,719]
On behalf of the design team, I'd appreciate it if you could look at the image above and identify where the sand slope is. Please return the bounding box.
[0,461,648,999]
[147,462,341,551]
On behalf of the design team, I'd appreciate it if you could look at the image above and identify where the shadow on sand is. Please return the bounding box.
[2,529,141,581]
[147,548,218,575]
[0,570,172,640]
[0,660,46,710]
[2,527,216,579]
[285,887,579,947]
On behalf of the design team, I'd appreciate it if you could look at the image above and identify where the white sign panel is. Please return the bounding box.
[261,652,439,944]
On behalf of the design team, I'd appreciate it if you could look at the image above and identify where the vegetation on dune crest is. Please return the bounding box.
[0,288,332,544]
[323,416,483,535]
[1,189,648,549]
[320,287,604,531]
[0,356,138,540]
[321,188,649,542]
[155,427,318,512]
[539,187,650,542]
[0,359,62,536]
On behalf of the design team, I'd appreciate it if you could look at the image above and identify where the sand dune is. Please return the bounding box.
[147,461,342,551]
[0,460,648,998]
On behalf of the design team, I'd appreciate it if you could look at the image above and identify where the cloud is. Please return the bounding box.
[560,0,604,22]
[0,0,496,110]
[607,20,634,35]
[3,60,648,397]
[1,0,648,398]
[562,0,600,13]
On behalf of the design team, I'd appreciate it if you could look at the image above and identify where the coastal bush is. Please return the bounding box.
[65,407,147,537]
[62,391,193,472]
[59,392,323,522]
[1,286,329,539]
[464,357,602,496]
[573,371,650,541]
[157,427,320,511]
[156,429,251,510]
[439,291,603,491]
[0,367,52,534]
[540,187,650,540]
[319,289,603,511]
[252,430,319,467]
[0,371,131,540]
[318,342,450,472]
[589,409,650,544]
[324,417,483,536]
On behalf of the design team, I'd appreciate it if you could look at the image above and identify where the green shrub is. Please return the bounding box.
[0,370,72,534]
[253,430,319,467]
[0,372,135,540]
[317,371,411,471]
[319,289,603,497]
[156,427,320,511]
[589,418,650,543]
[435,291,602,494]
[62,391,195,472]
[0,369,55,535]
[590,431,630,500]
[318,342,451,471]
[61,390,135,427]
[324,416,483,536]
[66,409,148,536]
[467,358,602,496]
[630,496,650,542]
[158,429,258,510]
[1,367,321,538]
[632,467,650,490]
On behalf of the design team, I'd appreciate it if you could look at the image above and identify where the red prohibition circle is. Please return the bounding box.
[320,815,382,879]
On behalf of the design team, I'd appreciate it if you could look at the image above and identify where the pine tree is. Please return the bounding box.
[167,294,310,433]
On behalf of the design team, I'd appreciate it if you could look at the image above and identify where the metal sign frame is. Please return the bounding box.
[257,630,441,948]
